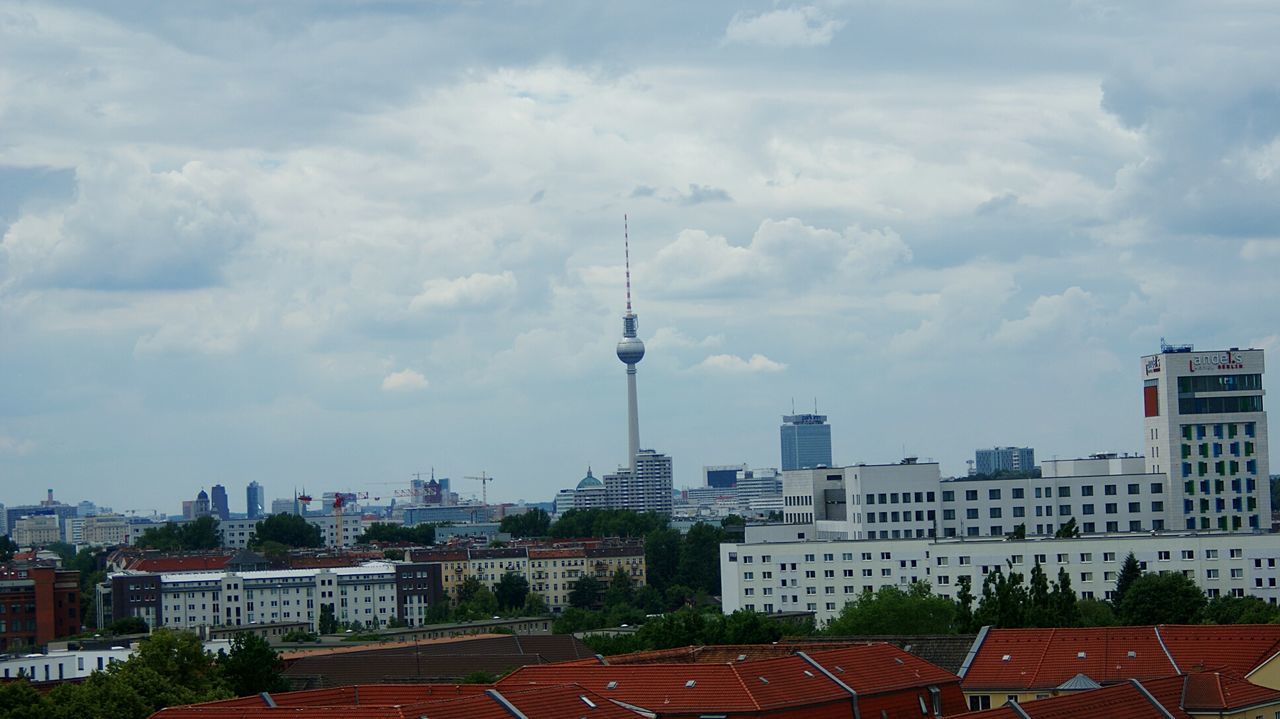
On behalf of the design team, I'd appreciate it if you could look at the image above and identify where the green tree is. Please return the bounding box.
[0,534,18,562]
[109,616,150,635]
[318,603,338,634]
[720,514,746,528]
[107,628,231,712]
[522,592,549,616]
[135,516,221,551]
[644,528,682,594]
[1050,567,1081,627]
[251,513,322,549]
[955,575,976,632]
[1114,552,1143,607]
[0,679,47,719]
[455,576,487,604]
[1200,594,1280,625]
[550,509,668,539]
[676,522,725,596]
[569,574,604,609]
[460,670,497,684]
[1054,518,1081,539]
[494,572,530,611]
[218,632,288,696]
[974,566,1029,628]
[43,671,151,719]
[1005,524,1026,540]
[455,580,498,619]
[825,583,959,635]
[1117,572,1207,625]
[1076,597,1118,626]
[715,609,784,644]
[357,522,435,545]
[604,568,634,609]
[499,509,551,538]
[1027,561,1052,627]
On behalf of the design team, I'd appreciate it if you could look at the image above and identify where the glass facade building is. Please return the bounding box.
[780,414,833,471]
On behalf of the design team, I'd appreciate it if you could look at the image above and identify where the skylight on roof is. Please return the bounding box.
[759,676,769,684]
[1002,654,1012,662]
[580,696,597,708]
[736,654,747,661]
[606,681,618,689]
[685,680,696,688]
[1077,652,1086,659]
[1127,650,1137,658]
[803,670,814,677]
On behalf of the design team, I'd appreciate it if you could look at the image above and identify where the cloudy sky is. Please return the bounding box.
[2,1,1278,513]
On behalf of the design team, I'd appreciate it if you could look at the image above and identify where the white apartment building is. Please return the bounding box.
[218,514,365,549]
[1142,346,1269,532]
[781,454,1216,541]
[721,532,1280,625]
[104,561,411,633]
[604,449,674,515]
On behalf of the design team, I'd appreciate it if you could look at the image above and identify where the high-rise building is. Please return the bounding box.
[780,414,832,471]
[616,218,646,475]
[246,482,265,519]
[210,484,230,520]
[605,449,673,515]
[1142,343,1269,532]
[974,446,1035,475]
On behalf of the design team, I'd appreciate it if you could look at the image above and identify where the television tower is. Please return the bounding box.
[616,215,646,474]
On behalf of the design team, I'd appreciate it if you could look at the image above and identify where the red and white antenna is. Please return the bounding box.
[624,214,632,313]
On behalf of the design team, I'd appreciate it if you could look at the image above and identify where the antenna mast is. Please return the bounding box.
[624,214,632,313]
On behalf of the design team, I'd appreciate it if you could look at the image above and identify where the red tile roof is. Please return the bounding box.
[131,555,234,573]
[1157,624,1280,675]
[803,644,961,696]
[962,625,1280,692]
[964,672,1280,719]
[499,657,853,714]
[148,684,645,719]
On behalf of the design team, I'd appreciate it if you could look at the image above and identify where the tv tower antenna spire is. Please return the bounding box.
[624,214,633,313]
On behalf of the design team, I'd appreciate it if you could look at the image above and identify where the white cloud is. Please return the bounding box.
[724,6,845,48]
[0,435,35,456]
[409,271,517,312]
[696,353,787,373]
[381,368,429,392]
[1241,239,1280,261]
[993,287,1099,345]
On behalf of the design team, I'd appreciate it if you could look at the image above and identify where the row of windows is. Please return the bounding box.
[1182,441,1256,459]
[1182,422,1257,440]
[865,491,937,505]
[942,482,1164,503]
[1179,395,1263,415]
[1181,459,1259,478]
[1177,373,1263,394]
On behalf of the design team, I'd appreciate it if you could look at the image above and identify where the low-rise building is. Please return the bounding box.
[80,514,131,546]
[721,532,1280,625]
[100,560,443,634]
[11,515,61,549]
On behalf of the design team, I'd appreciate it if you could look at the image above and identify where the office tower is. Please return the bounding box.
[1142,344,1268,532]
[246,481,265,519]
[780,414,833,470]
[210,484,230,520]
[974,447,1035,475]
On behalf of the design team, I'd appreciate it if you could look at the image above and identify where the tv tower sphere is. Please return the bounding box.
[617,335,645,365]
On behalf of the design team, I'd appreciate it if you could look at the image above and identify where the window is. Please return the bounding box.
[1059,486,1071,497]
[1150,482,1163,494]
[1158,551,1171,561]
[1012,488,1025,499]
[1105,485,1117,496]
[942,490,955,502]
[966,490,978,501]
[1105,503,1117,514]
[990,507,1003,518]
[1081,485,1094,497]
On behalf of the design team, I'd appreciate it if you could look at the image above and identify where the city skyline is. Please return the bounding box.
[1,3,1278,511]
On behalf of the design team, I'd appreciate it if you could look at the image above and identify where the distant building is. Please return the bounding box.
[210,484,230,520]
[12,515,61,548]
[974,446,1035,475]
[604,449,673,515]
[270,497,298,516]
[554,468,609,514]
[780,414,832,471]
[246,481,265,519]
[704,464,745,489]
[81,514,131,546]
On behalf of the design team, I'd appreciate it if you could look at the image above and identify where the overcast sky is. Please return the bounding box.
[1,1,1278,513]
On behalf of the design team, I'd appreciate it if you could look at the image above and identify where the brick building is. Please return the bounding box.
[0,564,81,651]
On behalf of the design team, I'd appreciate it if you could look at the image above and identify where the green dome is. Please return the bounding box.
[576,468,603,490]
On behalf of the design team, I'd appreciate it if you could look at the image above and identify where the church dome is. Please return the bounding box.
[197,490,209,500]
[576,468,604,490]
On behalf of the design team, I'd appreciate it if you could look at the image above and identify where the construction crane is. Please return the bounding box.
[465,473,493,507]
